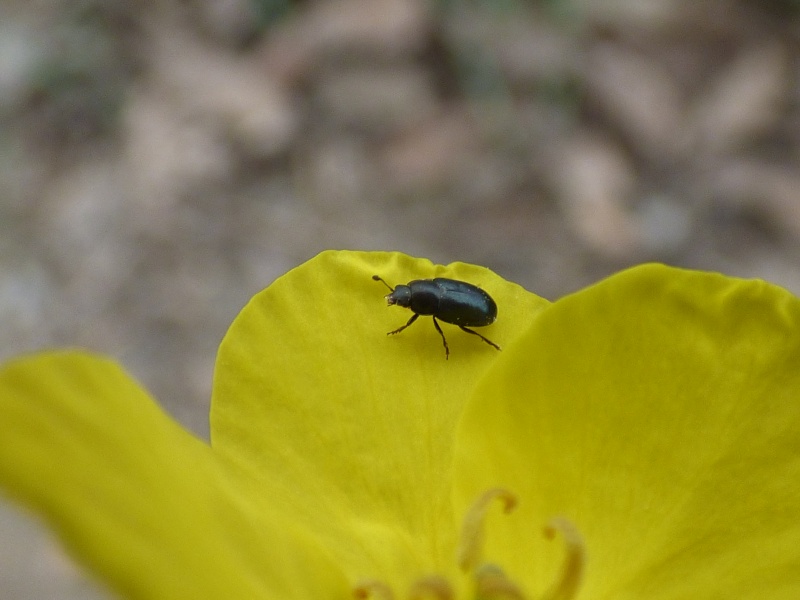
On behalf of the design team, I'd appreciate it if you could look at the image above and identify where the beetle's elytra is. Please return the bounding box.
[372,275,501,359]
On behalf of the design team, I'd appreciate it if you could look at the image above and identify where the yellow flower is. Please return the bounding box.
[1,251,799,599]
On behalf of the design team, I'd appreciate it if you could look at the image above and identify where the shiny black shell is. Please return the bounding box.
[388,278,497,326]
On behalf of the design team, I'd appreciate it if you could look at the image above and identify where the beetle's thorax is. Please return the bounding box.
[405,280,441,315]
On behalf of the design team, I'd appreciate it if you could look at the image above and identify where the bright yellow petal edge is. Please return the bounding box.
[0,351,350,599]
[455,263,800,600]
[211,249,549,592]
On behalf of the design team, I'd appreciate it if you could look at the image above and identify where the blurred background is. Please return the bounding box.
[1,0,799,596]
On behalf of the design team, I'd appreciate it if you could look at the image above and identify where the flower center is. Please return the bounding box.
[353,489,587,600]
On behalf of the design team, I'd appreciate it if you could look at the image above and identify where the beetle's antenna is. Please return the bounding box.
[372,275,394,292]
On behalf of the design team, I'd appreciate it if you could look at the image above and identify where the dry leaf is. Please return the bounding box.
[687,42,788,156]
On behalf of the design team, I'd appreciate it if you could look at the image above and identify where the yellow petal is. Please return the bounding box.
[211,250,548,588]
[455,264,800,598]
[0,351,349,599]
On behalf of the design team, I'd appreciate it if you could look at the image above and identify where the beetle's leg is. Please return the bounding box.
[387,313,418,336]
[459,326,501,351]
[433,317,450,360]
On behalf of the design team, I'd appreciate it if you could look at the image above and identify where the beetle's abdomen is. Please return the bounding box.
[431,278,497,326]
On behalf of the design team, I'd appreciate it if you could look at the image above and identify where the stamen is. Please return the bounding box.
[539,517,586,600]
[474,564,526,600]
[408,575,454,600]
[457,488,518,572]
[357,501,586,600]
[354,579,395,600]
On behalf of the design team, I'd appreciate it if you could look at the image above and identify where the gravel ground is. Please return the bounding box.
[2,1,800,596]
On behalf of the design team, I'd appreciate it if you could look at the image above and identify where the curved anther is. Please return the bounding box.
[540,517,586,600]
[457,488,518,572]
[474,564,526,600]
[356,505,585,600]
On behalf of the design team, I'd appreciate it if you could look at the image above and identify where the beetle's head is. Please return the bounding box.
[373,275,412,308]
[386,285,412,308]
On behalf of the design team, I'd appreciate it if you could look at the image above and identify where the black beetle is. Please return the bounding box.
[372,275,501,359]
